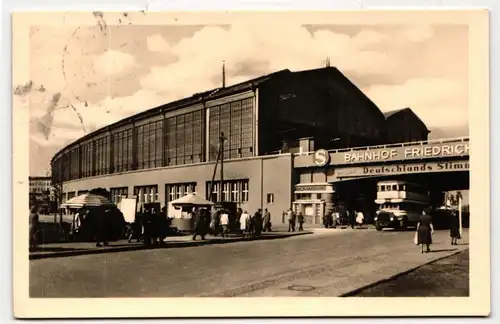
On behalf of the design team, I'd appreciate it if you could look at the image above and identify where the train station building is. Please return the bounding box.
[51,66,433,226]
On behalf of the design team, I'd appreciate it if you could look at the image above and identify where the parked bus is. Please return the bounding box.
[374,180,430,231]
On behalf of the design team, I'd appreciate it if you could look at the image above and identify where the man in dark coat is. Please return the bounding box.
[449,210,460,245]
[297,212,305,231]
[350,210,356,229]
[158,207,169,243]
[150,208,160,244]
[254,209,263,237]
[192,208,208,240]
[95,208,109,247]
[142,208,153,245]
[29,205,39,251]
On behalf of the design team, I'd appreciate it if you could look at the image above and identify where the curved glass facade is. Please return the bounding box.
[52,96,255,184]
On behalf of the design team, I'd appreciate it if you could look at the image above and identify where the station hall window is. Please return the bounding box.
[94,135,110,176]
[137,120,163,170]
[165,110,204,167]
[206,179,249,203]
[209,98,254,161]
[134,185,159,204]
[165,183,197,204]
[112,129,133,173]
[110,187,129,204]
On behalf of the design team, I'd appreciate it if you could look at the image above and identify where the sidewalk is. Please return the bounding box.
[29,230,312,260]
[346,249,470,297]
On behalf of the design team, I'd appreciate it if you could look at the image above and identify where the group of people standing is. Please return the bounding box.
[323,209,365,229]
[190,207,273,240]
[127,207,171,245]
[238,208,272,238]
[284,208,305,232]
[73,206,126,247]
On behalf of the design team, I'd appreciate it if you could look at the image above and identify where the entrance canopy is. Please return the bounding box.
[170,193,214,206]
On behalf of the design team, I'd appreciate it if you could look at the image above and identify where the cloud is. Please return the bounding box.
[364,77,468,129]
[141,24,401,100]
[93,49,136,76]
[353,30,390,48]
[147,33,172,52]
[399,25,434,43]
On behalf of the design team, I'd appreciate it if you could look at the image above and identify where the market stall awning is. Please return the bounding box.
[61,193,115,208]
[170,193,214,206]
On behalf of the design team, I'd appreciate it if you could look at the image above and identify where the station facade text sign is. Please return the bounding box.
[342,142,469,163]
[334,160,470,179]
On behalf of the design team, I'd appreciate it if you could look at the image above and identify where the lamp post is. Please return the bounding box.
[219,132,227,202]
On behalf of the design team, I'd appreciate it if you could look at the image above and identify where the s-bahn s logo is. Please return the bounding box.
[313,149,330,167]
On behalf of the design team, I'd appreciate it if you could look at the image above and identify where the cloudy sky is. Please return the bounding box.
[19,21,469,176]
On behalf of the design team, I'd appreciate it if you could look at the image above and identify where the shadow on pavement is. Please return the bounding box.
[30,231,312,260]
[429,248,459,253]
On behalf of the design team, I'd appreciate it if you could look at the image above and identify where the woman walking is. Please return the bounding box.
[449,210,461,245]
[417,209,434,253]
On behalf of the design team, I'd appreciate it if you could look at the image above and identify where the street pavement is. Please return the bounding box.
[30,228,469,298]
[349,249,469,297]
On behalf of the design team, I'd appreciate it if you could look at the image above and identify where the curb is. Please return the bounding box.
[339,248,468,297]
[29,231,312,260]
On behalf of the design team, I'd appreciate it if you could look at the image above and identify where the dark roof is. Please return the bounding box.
[383,108,408,119]
[51,69,291,163]
[383,107,428,130]
[51,66,387,163]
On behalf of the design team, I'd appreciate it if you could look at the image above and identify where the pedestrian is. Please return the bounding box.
[247,212,255,237]
[449,209,461,245]
[143,207,155,245]
[220,209,230,237]
[150,208,160,244]
[287,208,296,232]
[95,208,109,248]
[297,212,304,231]
[192,208,208,241]
[416,209,434,253]
[210,208,220,236]
[356,210,364,227]
[263,208,272,232]
[332,210,339,229]
[239,210,250,237]
[29,205,39,251]
[254,209,263,237]
[158,206,169,243]
[350,210,356,229]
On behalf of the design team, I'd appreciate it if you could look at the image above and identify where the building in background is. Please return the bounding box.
[50,66,429,226]
[29,176,55,210]
[29,176,52,195]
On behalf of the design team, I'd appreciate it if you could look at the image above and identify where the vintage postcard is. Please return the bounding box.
[13,10,490,318]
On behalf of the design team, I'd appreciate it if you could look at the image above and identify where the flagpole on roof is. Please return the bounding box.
[222,60,226,88]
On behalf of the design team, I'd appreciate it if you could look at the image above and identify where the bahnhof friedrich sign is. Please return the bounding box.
[311,141,469,166]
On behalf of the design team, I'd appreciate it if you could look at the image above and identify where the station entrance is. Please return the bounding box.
[291,171,469,226]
